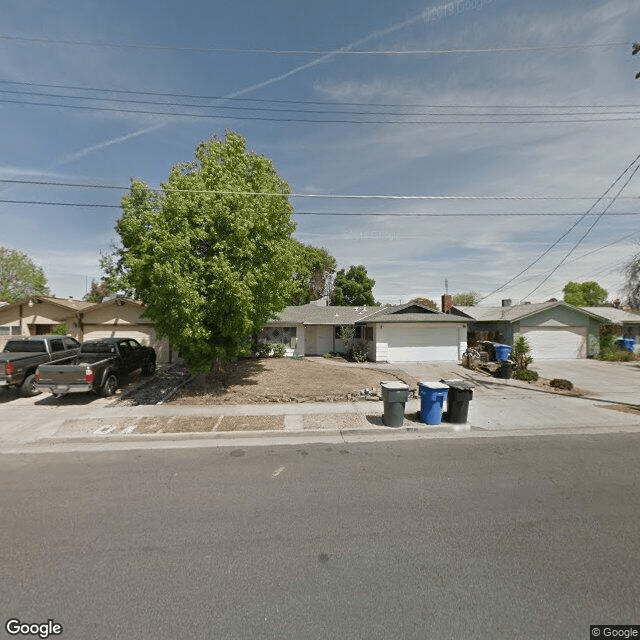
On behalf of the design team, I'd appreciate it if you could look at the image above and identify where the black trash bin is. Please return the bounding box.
[499,360,512,379]
[440,379,475,424]
[380,381,410,427]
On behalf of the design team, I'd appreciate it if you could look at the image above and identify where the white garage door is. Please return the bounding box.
[385,324,460,362]
[520,326,587,359]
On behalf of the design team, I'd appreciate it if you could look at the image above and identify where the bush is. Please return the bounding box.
[600,349,637,362]
[323,352,333,359]
[510,335,533,371]
[348,341,369,363]
[254,342,272,358]
[550,378,573,390]
[512,369,539,382]
[51,323,69,335]
[271,343,286,357]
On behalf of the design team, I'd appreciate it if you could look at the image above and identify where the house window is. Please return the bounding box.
[0,326,20,336]
[260,326,297,345]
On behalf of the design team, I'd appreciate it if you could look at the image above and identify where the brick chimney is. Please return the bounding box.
[441,294,453,314]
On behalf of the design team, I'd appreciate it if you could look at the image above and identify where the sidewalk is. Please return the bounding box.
[4,375,640,453]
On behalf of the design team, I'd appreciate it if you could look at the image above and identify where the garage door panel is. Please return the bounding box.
[385,324,459,362]
[521,326,586,359]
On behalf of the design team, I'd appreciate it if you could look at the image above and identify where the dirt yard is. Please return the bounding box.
[170,356,417,405]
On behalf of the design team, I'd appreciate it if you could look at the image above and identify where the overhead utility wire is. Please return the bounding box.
[521,159,640,300]
[478,151,640,302]
[3,97,640,124]
[2,178,640,200]
[1,198,640,217]
[2,88,638,117]
[2,79,637,110]
[0,34,628,54]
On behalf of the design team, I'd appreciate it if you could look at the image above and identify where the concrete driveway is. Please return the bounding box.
[531,359,640,404]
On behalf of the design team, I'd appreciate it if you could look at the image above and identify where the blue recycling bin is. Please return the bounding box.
[418,382,449,425]
[616,338,635,352]
[495,344,512,361]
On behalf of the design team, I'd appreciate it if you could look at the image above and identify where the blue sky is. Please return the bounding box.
[1,0,639,305]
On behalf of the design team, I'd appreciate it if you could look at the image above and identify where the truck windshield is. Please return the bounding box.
[3,341,46,353]
[81,343,116,354]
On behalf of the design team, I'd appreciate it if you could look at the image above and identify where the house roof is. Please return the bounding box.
[81,297,146,315]
[269,302,465,325]
[0,295,93,313]
[453,301,606,323]
[356,302,464,324]
[270,303,381,325]
[581,306,640,324]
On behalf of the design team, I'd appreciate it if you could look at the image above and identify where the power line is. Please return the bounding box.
[521,158,640,300]
[479,151,640,302]
[2,178,640,200]
[0,34,628,54]
[2,79,638,110]
[3,96,640,124]
[2,198,640,216]
[3,87,640,118]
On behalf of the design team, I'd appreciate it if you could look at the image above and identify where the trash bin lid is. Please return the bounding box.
[418,381,449,390]
[440,378,475,390]
[380,381,410,390]
[443,380,475,391]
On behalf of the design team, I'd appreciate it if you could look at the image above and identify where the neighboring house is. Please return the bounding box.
[262,301,467,362]
[77,297,173,364]
[452,300,606,359]
[0,296,94,349]
[582,306,640,342]
[0,295,174,363]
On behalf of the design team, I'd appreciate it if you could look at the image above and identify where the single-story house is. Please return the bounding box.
[0,296,94,348]
[451,300,606,359]
[0,295,174,363]
[262,301,467,362]
[581,307,640,343]
[77,297,173,363]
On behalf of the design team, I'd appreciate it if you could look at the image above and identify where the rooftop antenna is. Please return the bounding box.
[445,279,449,294]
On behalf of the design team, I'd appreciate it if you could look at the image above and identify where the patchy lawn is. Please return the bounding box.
[170,356,417,405]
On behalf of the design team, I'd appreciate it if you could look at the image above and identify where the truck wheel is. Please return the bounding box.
[20,374,41,398]
[142,358,156,375]
[100,374,119,397]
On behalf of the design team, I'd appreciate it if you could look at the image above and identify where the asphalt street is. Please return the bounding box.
[1,434,639,640]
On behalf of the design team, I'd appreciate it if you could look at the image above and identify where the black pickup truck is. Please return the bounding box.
[35,338,156,397]
[0,335,82,396]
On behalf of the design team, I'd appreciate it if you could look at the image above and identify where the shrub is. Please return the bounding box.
[271,343,286,357]
[323,352,333,359]
[254,342,272,358]
[512,369,539,382]
[600,349,637,362]
[550,378,573,390]
[510,335,533,371]
[51,323,69,335]
[348,341,369,363]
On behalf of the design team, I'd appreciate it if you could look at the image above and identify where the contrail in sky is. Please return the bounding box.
[46,0,475,164]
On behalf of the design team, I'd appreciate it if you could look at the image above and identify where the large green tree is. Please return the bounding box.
[106,132,299,373]
[290,242,337,305]
[0,247,50,303]
[330,265,376,306]
[562,281,608,307]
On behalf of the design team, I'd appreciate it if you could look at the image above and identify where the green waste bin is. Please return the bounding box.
[380,381,410,427]
[440,379,474,424]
